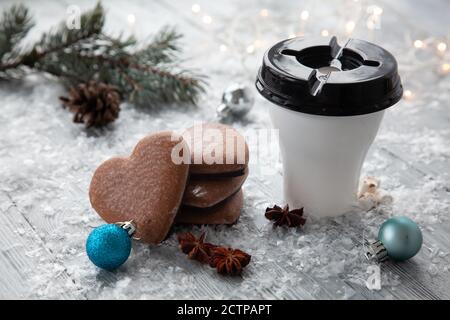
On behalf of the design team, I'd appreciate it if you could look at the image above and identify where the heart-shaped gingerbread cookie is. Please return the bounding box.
[89,132,189,244]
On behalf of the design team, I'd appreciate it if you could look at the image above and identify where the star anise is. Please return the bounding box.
[209,247,251,276]
[265,205,306,227]
[177,232,216,264]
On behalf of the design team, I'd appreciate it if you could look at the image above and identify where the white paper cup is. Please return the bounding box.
[256,36,403,218]
[269,104,384,217]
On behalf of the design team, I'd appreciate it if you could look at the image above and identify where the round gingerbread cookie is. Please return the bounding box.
[182,167,248,208]
[176,190,243,225]
[182,122,249,175]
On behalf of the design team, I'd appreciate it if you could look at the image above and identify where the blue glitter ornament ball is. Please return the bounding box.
[378,216,422,261]
[86,224,131,270]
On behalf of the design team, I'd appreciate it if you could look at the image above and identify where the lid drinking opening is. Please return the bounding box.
[282,46,372,71]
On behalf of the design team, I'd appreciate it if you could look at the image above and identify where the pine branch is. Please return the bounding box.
[0,2,104,72]
[136,26,181,65]
[0,4,34,78]
[25,2,104,69]
[126,66,205,107]
[0,2,205,109]
[124,61,205,106]
[0,4,34,60]
[37,25,205,107]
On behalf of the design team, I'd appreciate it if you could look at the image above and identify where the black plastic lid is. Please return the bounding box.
[256,36,403,116]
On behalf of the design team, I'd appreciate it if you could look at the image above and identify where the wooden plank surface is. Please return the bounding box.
[0,192,82,299]
[0,0,449,300]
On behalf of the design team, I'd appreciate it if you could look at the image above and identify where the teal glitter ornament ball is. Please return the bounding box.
[378,216,422,261]
[86,224,131,270]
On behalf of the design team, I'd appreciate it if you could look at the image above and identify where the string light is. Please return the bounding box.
[367,19,376,30]
[345,21,356,34]
[191,4,201,13]
[367,5,383,16]
[260,9,269,17]
[442,63,450,73]
[414,40,425,49]
[437,42,447,52]
[374,6,383,15]
[250,4,444,81]
[403,90,413,100]
[254,39,263,48]
[300,10,310,21]
[237,2,450,101]
[202,15,212,24]
[127,14,136,25]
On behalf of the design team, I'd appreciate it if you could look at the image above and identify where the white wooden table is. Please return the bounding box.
[1,0,449,299]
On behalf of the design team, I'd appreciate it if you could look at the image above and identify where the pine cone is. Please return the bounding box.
[60,81,121,128]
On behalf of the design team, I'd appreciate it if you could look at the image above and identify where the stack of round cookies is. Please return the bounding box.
[176,123,249,225]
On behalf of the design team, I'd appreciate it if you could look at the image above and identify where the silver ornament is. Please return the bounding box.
[217,83,254,120]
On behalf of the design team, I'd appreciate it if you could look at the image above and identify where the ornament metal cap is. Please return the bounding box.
[365,240,388,262]
[216,102,232,119]
[116,220,137,237]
